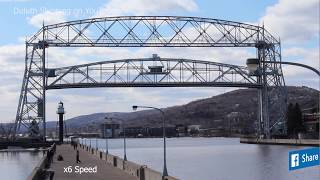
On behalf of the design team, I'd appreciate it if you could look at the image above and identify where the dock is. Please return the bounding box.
[0,141,53,150]
[240,138,320,146]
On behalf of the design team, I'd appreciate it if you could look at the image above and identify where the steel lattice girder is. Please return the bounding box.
[28,16,279,47]
[14,16,287,139]
[46,58,258,89]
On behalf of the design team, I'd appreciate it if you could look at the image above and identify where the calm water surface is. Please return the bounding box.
[0,151,43,180]
[83,137,320,180]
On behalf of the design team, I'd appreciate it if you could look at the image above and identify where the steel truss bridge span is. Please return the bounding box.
[15,16,287,140]
[28,16,279,47]
[46,57,259,89]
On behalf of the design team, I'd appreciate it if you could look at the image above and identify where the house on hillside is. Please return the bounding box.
[302,107,319,138]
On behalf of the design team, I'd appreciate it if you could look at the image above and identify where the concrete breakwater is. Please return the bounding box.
[27,143,56,180]
[78,143,178,180]
[27,143,178,180]
[240,138,320,146]
[0,141,53,150]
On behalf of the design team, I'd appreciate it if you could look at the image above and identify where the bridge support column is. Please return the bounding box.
[14,42,46,141]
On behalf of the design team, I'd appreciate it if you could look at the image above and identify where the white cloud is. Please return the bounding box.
[95,0,198,17]
[0,44,26,122]
[283,47,319,66]
[28,10,67,28]
[0,44,25,76]
[0,44,24,61]
[282,47,319,77]
[260,0,319,44]
[0,86,20,123]
[280,47,319,90]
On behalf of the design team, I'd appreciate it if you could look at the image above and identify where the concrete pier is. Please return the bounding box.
[36,143,179,180]
[240,137,320,146]
[50,144,137,180]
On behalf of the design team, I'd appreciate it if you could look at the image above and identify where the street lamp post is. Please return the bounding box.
[95,137,98,150]
[105,116,127,161]
[123,121,127,161]
[105,123,109,154]
[132,105,168,178]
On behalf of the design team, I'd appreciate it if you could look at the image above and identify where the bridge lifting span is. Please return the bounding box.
[47,57,258,89]
[14,16,286,140]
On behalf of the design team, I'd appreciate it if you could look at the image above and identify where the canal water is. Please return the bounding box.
[0,151,43,180]
[83,137,319,180]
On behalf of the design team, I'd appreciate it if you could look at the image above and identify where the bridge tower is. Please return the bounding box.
[14,38,47,141]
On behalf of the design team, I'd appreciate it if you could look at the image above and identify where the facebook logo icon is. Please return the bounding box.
[291,154,299,167]
[289,148,320,171]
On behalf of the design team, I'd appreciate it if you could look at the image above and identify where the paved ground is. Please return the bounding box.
[50,144,138,180]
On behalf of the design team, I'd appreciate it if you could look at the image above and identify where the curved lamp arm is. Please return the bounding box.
[263,61,320,76]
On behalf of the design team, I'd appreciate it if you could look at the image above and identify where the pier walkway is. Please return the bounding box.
[51,144,138,180]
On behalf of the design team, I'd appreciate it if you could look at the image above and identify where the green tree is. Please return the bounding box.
[286,103,295,136]
[286,103,304,138]
[294,103,304,133]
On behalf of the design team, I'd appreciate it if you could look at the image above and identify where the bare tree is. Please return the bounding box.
[0,123,4,138]
[0,122,14,141]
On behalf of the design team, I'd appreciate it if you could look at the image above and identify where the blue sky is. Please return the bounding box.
[0,0,278,44]
[0,0,318,122]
